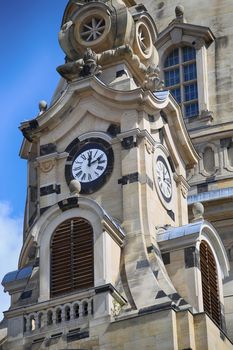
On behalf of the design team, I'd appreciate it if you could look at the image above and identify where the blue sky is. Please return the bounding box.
[0,0,68,320]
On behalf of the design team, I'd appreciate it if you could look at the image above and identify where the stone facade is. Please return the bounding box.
[141,0,233,340]
[1,0,233,349]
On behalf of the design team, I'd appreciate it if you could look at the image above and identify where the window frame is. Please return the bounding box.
[38,206,103,302]
[36,200,124,302]
[163,45,199,118]
[200,240,221,326]
[156,22,215,123]
[50,217,94,298]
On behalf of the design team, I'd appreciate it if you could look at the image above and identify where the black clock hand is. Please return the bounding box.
[164,178,171,185]
[90,154,103,165]
[87,151,92,167]
[162,167,166,181]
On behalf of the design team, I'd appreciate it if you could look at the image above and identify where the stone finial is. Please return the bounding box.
[175,5,184,18]
[38,100,47,115]
[173,5,186,23]
[192,202,204,221]
[69,179,81,196]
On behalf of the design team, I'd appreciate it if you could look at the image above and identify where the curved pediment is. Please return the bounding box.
[19,76,198,168]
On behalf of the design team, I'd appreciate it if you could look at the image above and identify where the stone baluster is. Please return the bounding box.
[47,310,53,326]
[61,306,66,323]
[70,304,75,320]
[30,315,36,331]
[38,312,43,328]
[52,309,56,325]
[88,299,92,316]
[34,313,39,330]
[73,302,80,319]
[24,316,30,333]
[82,301,88,317]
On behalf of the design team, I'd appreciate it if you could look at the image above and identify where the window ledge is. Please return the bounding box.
[185,109,213,128]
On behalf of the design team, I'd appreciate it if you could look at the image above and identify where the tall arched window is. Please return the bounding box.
[164,46,199,118]
[50,218,94,298]
[200,241,221,326]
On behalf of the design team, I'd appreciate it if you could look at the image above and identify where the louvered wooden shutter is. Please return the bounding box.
[50,218,94,298]
[200,241,221,326]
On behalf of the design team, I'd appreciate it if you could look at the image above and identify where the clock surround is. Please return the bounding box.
[153,145,174,209]
[156,155,172,203]
[65,137,114,194]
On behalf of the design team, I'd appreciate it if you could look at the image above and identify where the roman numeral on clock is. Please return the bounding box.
[75,170,82,178]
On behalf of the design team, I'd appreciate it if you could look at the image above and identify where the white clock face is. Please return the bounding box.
[156,156,172,202]
[72,148,108,183]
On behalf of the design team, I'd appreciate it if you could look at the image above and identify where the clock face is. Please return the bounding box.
[156,155,172,202]
[65,138,114,194]
[72,148,108,183]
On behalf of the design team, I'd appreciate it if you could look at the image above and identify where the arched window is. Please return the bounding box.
[164,46,199,118]
[200,241,221,326]
[50,218,94,298]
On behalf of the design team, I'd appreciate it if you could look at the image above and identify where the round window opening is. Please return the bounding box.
[80,16,106,42]
[137,23,151,55]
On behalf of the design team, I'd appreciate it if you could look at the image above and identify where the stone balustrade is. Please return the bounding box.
[23,297,93,334]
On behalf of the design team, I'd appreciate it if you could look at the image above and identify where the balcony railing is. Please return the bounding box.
[23,296,93,334]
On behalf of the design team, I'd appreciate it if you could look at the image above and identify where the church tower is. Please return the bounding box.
[1,0,232,349]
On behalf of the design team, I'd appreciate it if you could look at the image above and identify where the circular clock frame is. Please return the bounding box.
[153,147,173,209]
[65,137,114,194]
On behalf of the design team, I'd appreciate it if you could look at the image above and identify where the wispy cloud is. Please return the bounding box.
[0,202,23,320]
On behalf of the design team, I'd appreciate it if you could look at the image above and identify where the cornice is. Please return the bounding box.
[156,22,215,50]
[19,76,199,168]
[189,120,233,142]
